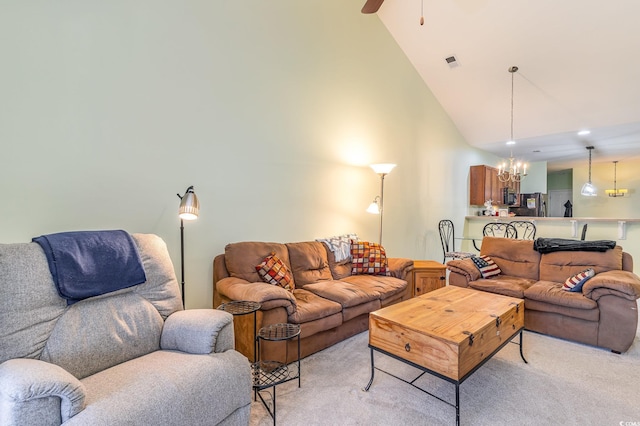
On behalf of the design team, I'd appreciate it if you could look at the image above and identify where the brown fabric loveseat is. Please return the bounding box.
[213,241,413,363]
[447,236,640,353]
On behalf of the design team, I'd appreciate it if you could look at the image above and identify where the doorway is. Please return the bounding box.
[548,189,572,217]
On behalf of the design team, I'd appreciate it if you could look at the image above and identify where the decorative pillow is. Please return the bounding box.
[471,255,501,278]
[255,253,293,291]
[350,241,390,276]
[562,268,595,292]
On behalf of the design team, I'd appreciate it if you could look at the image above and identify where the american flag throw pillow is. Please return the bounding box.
[562,268,595,292]
[471,255,502,278]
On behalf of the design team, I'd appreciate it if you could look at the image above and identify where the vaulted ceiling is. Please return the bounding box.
[372,0,640,171]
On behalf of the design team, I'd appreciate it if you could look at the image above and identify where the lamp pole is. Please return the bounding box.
[378,173,386,246]
[177,186,199,308]
[369,164,396,246]
[180,218,185,306]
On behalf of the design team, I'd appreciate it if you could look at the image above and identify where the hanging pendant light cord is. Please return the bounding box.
[587,147,593,183]
[510,68,514,144]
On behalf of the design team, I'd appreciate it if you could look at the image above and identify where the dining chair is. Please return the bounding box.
[438,220,475,264]
[509,220,536,240]
[482,222,517,239]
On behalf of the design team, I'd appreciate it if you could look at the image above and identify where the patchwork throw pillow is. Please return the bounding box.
[350,241,390,276]
[471,255,501,278]
[255,252,293,291]
[562,268,595,292]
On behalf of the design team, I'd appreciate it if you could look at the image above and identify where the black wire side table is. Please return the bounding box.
[252,323,301,426]
[216,300,261,361]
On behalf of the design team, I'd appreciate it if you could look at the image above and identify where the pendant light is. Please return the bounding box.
[497,66,527,183]
[580,146,597,196]
[605,161,628,197]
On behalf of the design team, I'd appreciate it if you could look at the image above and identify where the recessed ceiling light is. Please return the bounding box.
[506,140,516,145]
[577,130,591,136]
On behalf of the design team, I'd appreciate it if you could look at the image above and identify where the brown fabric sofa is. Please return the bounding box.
[447,236,640,353]
[213,241,413,363]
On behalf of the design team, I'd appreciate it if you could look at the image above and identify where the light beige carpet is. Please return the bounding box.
[250,311,640,425]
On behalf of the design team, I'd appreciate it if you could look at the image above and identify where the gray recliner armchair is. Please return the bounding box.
[0,233,251,426]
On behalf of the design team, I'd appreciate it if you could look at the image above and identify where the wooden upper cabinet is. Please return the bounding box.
[469,165,520,206]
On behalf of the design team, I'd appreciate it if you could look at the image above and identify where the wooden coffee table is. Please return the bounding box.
[364,286,527,425]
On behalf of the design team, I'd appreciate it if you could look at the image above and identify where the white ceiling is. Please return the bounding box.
[374,0,640,172]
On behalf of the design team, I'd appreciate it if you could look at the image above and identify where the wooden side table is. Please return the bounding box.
[412,260,446,297]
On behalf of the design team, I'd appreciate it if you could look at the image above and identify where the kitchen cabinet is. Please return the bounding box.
[469,165,520,206]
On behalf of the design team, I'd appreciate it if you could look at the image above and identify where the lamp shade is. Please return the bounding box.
[366,197,381,214]
[580,182,597,197]
[179,187,199,220]
[370,163,396,175]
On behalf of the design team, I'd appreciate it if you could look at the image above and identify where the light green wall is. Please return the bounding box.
[548,169,572,191]
[1,0,493,308]
[520,161,547,194]
[572,159,639,218]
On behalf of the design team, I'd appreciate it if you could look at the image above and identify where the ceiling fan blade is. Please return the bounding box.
[361,0,385,14]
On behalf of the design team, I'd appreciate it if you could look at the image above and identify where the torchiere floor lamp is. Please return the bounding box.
[366,163,396,245]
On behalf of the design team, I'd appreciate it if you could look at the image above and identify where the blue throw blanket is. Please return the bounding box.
[33,230,147,305]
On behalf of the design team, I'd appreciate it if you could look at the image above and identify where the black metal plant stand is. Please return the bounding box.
[252,323,301,426]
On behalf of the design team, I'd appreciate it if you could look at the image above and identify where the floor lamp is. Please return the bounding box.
[177,185,199,307]
[366,163,396,245]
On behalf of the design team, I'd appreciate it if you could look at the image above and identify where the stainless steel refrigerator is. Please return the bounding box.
[509,193,547,217]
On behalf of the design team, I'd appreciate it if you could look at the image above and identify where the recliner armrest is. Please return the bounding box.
[0,358,86,424]
[161,309,235,354]
[582,270,640,301]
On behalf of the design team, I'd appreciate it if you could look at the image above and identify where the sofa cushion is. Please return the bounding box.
[285,241,333,285]
[562,268,595,292]
[302,280,380,308]
[350,241,389,276]
[340,274,408,301]
[256,253,294,291]
[524,299,599,322]
[342,299,381,322]
[539,246,622,283]
[480,237,541,280]
[524,281,598,310]
[225,242,291,285]
[324,243,353,280]
[468,275,537,298]
[287,289,343,324]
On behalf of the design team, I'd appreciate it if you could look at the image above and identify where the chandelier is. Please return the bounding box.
[605,160,628,197]
[497,66,527,183]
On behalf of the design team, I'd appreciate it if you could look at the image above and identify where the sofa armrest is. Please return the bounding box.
[582,270,640,302]
[216,276,297,315]
[447,258,481,284]
[0,358,86,424]
[161,309,236,354]
[387,257,414,279]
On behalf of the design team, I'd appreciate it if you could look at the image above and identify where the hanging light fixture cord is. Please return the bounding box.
[510,66,516,144]
[587,146,593,183]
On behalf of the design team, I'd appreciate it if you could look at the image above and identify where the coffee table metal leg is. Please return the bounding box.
[519,330,528,364]
[455,382,460,426]
[363,347,375,391]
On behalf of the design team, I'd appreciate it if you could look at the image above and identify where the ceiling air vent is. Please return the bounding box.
[445,55,459,68]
